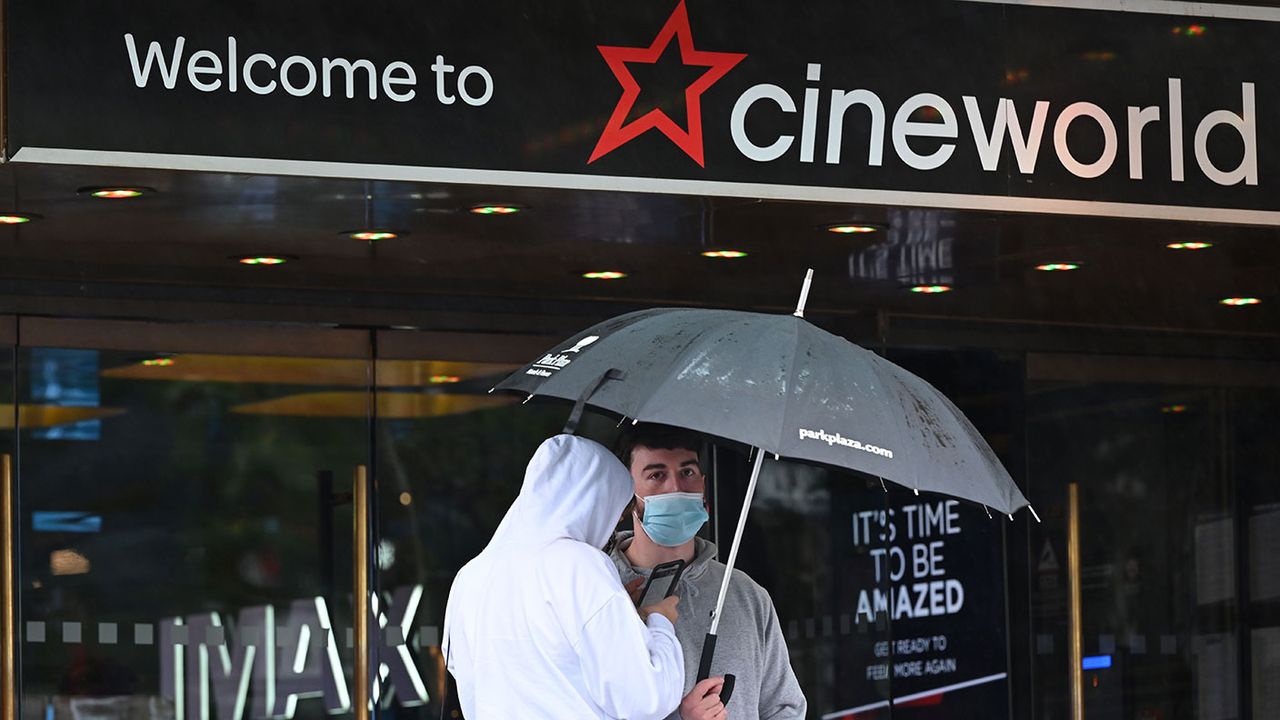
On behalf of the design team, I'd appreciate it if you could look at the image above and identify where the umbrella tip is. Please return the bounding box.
[523,393,535,405]
[1028,505,1043,523]
[983,505,992,519]
[793,268,815,318]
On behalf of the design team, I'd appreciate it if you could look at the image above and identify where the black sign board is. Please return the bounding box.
[822,485,1008,717]
[7,0,1278,223]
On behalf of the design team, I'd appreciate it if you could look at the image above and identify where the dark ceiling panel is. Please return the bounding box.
[0,162,1275,339]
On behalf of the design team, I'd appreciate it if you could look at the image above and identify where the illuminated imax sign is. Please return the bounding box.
[160,586,429,720]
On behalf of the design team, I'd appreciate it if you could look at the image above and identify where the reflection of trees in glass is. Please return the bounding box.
[1028,383,1225,719]
[375,404,563,623]
[20,361,371,702]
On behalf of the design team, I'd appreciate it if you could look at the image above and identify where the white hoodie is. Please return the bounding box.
[443,435,685,719]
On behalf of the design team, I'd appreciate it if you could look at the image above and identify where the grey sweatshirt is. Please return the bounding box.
[609,532,807,720]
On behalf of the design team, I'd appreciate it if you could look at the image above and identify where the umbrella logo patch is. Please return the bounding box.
[526,336,603,377]
[565,335,600,353]
[799,428,894,459]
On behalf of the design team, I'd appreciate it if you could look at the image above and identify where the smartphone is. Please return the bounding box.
[637,559,686,608]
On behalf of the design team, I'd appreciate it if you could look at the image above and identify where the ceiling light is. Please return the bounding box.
[469,204,522,215]
[1004,68,1031,84]
[79,186,153,199]
[909,284,953,294]
[1219,297,1260,306]
[1172,25,1206,37]
[429,375,462,384]
[582,271,627,280]
[1035,263,1081,272]
[345,229,400,241]
[399,492,412,506]
[1167,241,1213,250]
[701,250,748,259]
[826,223,883,234]
[234,255,294,266]
[140,358,175,367]
[0,213,38,224]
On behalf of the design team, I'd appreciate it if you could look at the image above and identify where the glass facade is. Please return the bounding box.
[1025,374,1280,720]
[14,328,371,720]
[5,286,1280,720]
[0,317,1276,719]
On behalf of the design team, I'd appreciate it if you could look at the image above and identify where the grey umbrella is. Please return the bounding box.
[493,273,1035,698]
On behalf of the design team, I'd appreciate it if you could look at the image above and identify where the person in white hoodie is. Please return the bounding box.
[443,434,686,719]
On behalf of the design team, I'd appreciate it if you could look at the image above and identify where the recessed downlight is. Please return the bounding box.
[1167,241,1213,250]
[470,204,523,215]
[345,229,401,242]
[234,255,294,266]
[1035,262,1081,272]
[0,213,38,224]
[582,271,627,280]
[1220,297,1260,306]
[701,250,748,259]
[909,284,953,294]
[79,186,153,199]
[826,223,883,235]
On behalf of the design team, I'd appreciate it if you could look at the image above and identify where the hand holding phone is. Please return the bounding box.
[639,595,680,625]
[636,559,686,609]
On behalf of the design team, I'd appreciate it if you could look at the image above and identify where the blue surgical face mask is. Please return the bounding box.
[636,492,708,547]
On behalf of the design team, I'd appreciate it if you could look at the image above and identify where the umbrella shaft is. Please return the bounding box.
[709,447,766,635]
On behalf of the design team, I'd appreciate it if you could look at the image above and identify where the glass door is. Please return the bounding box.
[369,329,564,720]
[3,320,702,720]
[10,318,374,720]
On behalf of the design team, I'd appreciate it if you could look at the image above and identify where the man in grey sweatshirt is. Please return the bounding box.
[609,424,807,720]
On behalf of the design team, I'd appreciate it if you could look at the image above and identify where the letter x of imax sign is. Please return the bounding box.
[160,586,429,720]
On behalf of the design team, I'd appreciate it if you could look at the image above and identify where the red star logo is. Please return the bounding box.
[589,1,747,167]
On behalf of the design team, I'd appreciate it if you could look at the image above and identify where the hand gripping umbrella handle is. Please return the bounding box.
[695,636,736,705]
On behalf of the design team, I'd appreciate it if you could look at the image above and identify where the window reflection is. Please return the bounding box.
[18,346,371,720]
[1028,379,1280,719]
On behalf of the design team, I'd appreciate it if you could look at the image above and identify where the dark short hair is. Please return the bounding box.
[617,423,703,471]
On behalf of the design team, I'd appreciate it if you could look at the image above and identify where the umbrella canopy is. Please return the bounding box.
[494,296,1034,703]
[495,306,1028,515]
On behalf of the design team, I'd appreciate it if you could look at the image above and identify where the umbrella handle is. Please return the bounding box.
[561,367,625,434]
[696,633,717,681]
[695,635,736,706]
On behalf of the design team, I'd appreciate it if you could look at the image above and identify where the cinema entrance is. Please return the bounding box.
[3,0,1280,719]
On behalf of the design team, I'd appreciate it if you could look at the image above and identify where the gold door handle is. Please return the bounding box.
[353,465,370,720]
[2,455,13,720]
[1068,482,1083,720]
